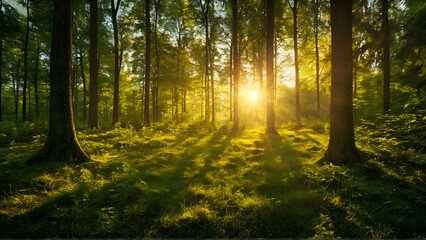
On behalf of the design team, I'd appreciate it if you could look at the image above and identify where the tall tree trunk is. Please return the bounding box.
[144,0,151,126]
[292,0,301,126]
[15,61,20,121]
[153,0,160,123]
[111,0,121,124]
[266,0,278,134]
[231,0,239,132]
[321,0,360,165]
[88,0,99,128]
[210,40,215,122]
[79,50,87,121]
[230,44,233,121]
[258,38,263,91]
[30,0,89,164]
[381,0,390,113]
[22,0,30,122]
[0,0,2,121]
[73,52,78,118]
[314,0,320,119]
[205,10,210,122]
[34,48,39,119]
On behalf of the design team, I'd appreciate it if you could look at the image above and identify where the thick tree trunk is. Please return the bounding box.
[79,50,87,121]
[231,0,239,132]
[88,0,99,128]
[321,0,360,165]
[381,0,390,113]
[0,39,2,122]
[144,0,150,126]
[314,0,320,119]
[292,0,301,126]
[0,0,2,121]
[112,0,121,125]
[22,0,30,122]
[266,0,278,134]
[29,0,89,164]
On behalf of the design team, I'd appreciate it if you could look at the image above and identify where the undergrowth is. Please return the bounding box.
[0,118,425,238]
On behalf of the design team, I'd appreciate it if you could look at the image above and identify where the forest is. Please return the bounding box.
[0,0,425,238]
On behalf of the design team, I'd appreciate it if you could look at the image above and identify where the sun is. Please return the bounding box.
[248,90,259,102]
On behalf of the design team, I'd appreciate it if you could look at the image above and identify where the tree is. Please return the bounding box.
[30,0,89,164]
[381,0,390,113]
[88,0,99,128]
[22,0,30,122]
[321,0,360,165]
[153,0,161,123]
[111,0,121,124]
[231,0,239,132]
[313,0,321,119]
[144,0,151,126]
[287,0,302,126]
[266,0,278,134]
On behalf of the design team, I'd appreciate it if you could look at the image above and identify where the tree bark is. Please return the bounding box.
[79,50,87,121]
[22,0,30,122]
[34,48,39,119]
[231,0,239,132]
[381,0,390,113]
[230,44,233,121]
[292,0,302,126]
[321,0,360,165]
[0,0,2,121]
[14,61,20,121]
[29,0,89,164]
[153,0,161,123]
[111,0,121,125]
[144,0,151,126]
[314,0,320,120]
[266,0,278,134]
[88,0,99,128]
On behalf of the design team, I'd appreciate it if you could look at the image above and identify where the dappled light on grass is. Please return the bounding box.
[0,121,425,237]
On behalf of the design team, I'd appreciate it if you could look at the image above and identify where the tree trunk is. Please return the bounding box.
[266,0,278,134]
[0,33,2,121]
[321,0,360,165]
[210,40,215,123]
[111,0,121,125]
[88,0,99,128]
[0,0,2,122]
[381,0,390,113]
[258,38,263,91]
[230,44,233,121]
[231,0,239,132]
[34,48,39,119]
[79,50,87,121]
[205,11,210,122]
[22,0,30,122]
[314,0,320,119]
[153,0,160,123]
[29,0,89,164]
[144,0,150,126]
[292,0,301,126]
[15,61,20,121]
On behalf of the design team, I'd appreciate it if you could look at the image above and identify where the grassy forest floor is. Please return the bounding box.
[0,117,425,238]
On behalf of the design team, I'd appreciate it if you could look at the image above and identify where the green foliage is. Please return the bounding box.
[0,121,425,238]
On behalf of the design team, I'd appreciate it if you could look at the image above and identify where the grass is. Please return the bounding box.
[0,120,425,238]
